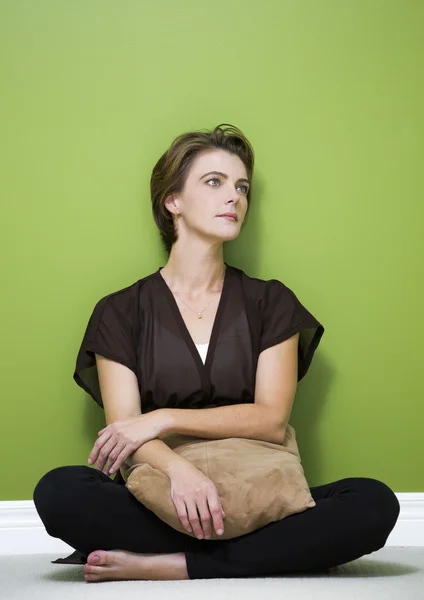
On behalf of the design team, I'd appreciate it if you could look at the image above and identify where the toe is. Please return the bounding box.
[84,563,100,574]
[85,569,116,583]
[87,550,108,565]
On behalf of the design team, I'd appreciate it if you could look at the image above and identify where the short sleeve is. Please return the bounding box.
[259,279,324,382]
[73,291,138,408]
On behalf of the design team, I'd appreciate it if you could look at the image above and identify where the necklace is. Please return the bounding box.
[174,271,226,319]
[178,295,215,319]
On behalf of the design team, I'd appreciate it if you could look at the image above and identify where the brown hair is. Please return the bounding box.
[150,123,255,254]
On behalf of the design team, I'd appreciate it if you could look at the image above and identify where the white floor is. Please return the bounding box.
[2,547,424,600]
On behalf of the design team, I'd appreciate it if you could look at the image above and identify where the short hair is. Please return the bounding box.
[150,123,255,254]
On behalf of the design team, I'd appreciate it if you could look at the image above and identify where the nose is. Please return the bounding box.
[225,183,245,207]
[227,191,240,203]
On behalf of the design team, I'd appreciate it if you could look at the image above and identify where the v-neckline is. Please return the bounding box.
[156,263,231,383]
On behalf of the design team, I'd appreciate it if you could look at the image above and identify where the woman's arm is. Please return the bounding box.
[94,355,192,480]
[124,437,192,479]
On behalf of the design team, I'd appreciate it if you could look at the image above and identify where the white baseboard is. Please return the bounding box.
[1,494,423,555]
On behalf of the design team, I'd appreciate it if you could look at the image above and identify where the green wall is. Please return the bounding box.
[1,0,422,500]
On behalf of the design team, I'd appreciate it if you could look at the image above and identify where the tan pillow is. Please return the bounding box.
[122,424,316,541]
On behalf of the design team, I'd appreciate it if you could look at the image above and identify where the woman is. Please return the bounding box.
[33,123,400,582]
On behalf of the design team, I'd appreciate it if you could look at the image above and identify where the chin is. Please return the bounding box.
[220,231,240,242]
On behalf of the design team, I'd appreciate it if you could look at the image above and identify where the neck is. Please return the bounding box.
[160,243,226,297]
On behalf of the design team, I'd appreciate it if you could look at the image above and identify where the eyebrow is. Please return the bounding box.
[199,171,250,186]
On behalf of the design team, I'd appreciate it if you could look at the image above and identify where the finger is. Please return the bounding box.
[104,443,126,475]
[185,500,204,539]
[98,439,120,474]
[196,496,213,538]
[88,430,113,465]
[106,445,130,475]
[173,498,192,533]
[208,498,225,536]
[90,434,114,471]
[95,438,119,473]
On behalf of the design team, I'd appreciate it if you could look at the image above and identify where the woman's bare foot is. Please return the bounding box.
[84,549,189,582]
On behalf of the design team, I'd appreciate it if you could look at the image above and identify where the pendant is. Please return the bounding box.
[198,314,202,319]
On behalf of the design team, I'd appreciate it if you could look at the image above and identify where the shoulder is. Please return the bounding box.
[92,270,158,316]
[228,264,292,309]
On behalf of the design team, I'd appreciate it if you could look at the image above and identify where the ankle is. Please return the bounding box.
[144,552,189,580]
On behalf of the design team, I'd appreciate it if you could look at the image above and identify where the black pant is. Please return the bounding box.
[33,465,400,579]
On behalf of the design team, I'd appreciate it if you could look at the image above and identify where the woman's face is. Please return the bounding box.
[169,149,250,244]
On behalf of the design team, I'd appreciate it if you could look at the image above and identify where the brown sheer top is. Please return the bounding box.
[74,262,324,417]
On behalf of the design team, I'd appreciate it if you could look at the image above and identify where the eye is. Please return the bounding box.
[206,178,220,187]
[206,178,249,194]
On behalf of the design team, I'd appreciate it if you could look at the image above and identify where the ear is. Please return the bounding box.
[164,193,179,216]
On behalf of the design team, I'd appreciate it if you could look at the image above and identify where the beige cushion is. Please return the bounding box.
[122,424,316,540]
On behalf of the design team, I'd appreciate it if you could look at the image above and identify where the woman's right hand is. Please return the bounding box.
[168,462,226,539]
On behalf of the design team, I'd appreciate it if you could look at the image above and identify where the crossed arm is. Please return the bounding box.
[161,403,285,445]
[95,332,299,474]
[160,332,299,444]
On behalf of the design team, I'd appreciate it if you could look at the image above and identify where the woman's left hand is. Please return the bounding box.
[88,411,164,476]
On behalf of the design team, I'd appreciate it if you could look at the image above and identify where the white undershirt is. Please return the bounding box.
[195,342,209,364]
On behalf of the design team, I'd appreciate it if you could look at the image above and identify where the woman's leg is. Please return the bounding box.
[184,477,400,579]
[34,469,400,580]
[33,465,202,558]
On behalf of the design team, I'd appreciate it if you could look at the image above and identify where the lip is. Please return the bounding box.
[217,213,237,221]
